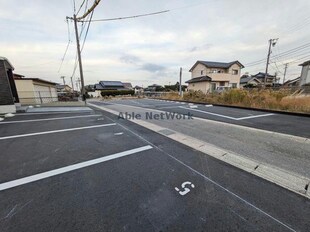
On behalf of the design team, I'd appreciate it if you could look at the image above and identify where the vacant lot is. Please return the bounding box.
[161,89,310,113]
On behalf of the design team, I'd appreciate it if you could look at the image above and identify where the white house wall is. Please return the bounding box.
[300,64,310,86]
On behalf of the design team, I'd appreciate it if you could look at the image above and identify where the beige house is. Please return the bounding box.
[14,74,58,104]
[186,60,244,93]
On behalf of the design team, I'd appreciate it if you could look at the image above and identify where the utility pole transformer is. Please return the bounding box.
[264,38,278,87]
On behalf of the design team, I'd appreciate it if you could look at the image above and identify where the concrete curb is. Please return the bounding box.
[155,98,310,117]
[88,102,310,199]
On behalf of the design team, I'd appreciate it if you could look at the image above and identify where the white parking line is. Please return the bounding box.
[236,113,275,120]
[0,145,153,191]
[179,106,237,120]
[0,114,102,124]
[0,123,116,140]
[158,105,184,109]
[179,106,275,121]
[114,132,124,135]
[15,111,92,116]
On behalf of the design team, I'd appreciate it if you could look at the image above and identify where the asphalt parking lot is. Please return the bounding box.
[0,107,309,231]
[100,98,310,138]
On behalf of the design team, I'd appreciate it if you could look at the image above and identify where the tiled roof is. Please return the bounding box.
[189,60,244,72]
[185,75,212,84]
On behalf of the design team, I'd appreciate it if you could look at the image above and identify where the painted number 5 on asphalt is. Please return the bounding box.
[175,181,195,196]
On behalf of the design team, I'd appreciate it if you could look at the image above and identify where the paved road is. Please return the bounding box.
[100,98,310,138]
[0,108,309,231]
[89,99,310,180]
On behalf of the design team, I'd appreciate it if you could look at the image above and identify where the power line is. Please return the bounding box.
[76,0,100,20]
[76,0,86,15]
[81,10,94,51]
[72,0,76,13]
[80,10,170,22]
[244,42,310,67]
[58,19,72,73]
[70,11,93,79]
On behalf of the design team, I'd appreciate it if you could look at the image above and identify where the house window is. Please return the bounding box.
[232,69,238,75]
[231,83,237,88]
[201,70,203,75]
[211,83,216,92]
[220,81,225,86]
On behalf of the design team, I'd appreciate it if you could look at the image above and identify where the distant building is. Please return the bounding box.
[92,81,133,97]
[56,84,72,92]
[134,85,144,95]
[145,84,164,92]
[123,82,133,89]
[14,75,58,104]
[251,72,276,86]
[299,60,310,86]
[94,81,126,91]
[0,57,18,113]
[186,60,244,93]
[283,77,301,87]
[240,74,261,88]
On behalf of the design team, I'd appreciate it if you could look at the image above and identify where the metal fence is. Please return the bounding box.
[17,91,79,105]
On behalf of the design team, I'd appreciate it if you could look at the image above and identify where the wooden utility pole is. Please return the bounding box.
[264,38,278,86]
[73,14,86,100]
[283,63,288,84]
[67,0,101,102]
[179,67,182,96]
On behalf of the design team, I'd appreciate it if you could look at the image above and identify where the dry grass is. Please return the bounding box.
[160,89,310,113]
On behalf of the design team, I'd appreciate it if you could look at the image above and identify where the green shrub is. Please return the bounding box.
[101,90,134,97]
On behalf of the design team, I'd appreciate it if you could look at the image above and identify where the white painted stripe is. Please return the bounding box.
[0,145,153,191]
[179,106,237,120]
[0,114,102,124]
[114,132,124,135]
[0,123,116,140]
[189,105,198,108]
[236,113,275,120]
[15,111,92,116]
[158,105,183,109]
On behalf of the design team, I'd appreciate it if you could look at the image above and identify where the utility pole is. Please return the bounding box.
[61,76,66,85]
[264,38,278,87]
[70,76,74,91]
[76,78,81,91]
[179,67,182,96]
[283,63,288,84]
[73,14,86,101]
[67,0,101,102]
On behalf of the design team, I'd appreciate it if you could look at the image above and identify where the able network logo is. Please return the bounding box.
[118,112,194,120]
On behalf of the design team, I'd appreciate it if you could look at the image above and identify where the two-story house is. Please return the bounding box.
[186,60,244,93]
